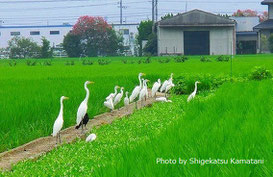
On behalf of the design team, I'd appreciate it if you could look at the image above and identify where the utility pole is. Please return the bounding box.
[155,0,158,22]
[185,0,188,12]
[120,0,123,24]
[152,0,155,23]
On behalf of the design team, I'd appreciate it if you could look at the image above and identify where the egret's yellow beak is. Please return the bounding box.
[117,86,120,88]
[88,81,95,84]
[64,97,69,100]
[142,73,146,76]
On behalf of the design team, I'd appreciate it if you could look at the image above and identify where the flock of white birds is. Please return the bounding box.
[52,73,200,144]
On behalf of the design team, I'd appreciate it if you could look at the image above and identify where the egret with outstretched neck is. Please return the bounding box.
[106,86,120,100]
[129,73,145,102]
[187,81,201,102]
[139,79,149,106]
[160,73,173,92]
[53,96,69,144]
[76,81,94,132]
[152,79,161,97]
[104,94,114,111]
[114,87,124,106]
[124,91,129,106]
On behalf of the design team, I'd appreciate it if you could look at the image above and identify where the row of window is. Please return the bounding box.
[8,31,60,36]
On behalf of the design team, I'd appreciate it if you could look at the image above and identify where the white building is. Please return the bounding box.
[0,24,73,48]
[0,23,139,56]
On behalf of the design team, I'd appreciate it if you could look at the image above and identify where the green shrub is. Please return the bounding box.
[98,58,111,65]
[158,58,171,63]
[249,66,272,80]
[173,74,230,95]
[143,56,152,64]
[121,59,127,64]
[174,55,188,63]
[82,59,94,65]
[8,60,16,67]
[216,55,230,62]
[65,60,75,66]
[200,56,211,62]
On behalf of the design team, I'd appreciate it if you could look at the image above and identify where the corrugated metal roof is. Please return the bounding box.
[157,9,235,27]
[253,19,273,29]
[262,0,273,5]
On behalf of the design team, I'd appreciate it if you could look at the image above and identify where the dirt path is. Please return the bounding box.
[0,91,164,171]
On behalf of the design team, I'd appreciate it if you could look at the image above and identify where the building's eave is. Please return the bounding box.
[158,24,235,27]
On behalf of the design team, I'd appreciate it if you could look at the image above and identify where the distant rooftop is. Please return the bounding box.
[0,24,73,29]
[0,23,139,29]
[253,19,273,29]
[157,9,235,27]
[261,0,273,5]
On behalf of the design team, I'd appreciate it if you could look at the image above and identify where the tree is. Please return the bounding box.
[7,37,40,59]
[143,33,157,56]
[161,13,174,20]
[259,11,268,22]
[41,37,53,58]
[63,32,83,57]
[137,20,153,56]
[261,34,269,53]
[268,34,273,53]
[67,16,123,57]
[233,9,268,22]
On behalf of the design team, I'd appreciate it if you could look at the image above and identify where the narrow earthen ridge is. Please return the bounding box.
[0,91,164,171]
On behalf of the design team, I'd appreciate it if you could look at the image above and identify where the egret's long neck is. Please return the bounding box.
[84,83,90,103]
[121,89,124,95]
[194,83,198,93]
[58,98,64,118]
[126,92,128,97]
[139,74,142,87]
[114,87,118,95]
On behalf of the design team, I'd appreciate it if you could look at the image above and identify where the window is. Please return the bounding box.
[0,32,1,37]
[30,31,40,35]
[119,29,129,35]
[50,31,60,35]
[123,29,129,35]
[10,32,20,36]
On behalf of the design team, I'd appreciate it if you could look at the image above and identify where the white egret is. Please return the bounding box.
[160,73,173,92]
[104,94,114,111]
[52,96,69,144]
[76,81,94,132]
[152,79,161,97]
[139,79,149,105]
[86,133,97,142]
[165,83,175,97]
[113,87,124,106]
[124,91,129,106]
[187,81,201,102]
[156,97,172,102]
[106,86,120,100]
[129,73,145,102]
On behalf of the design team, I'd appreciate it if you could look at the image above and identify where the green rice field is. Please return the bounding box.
[0,54,273,176]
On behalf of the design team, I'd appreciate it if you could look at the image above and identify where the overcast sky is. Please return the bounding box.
[0,0,268,26]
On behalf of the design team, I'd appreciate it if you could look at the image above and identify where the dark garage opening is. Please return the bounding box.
[236,41,257,54]
[184,31,210,55]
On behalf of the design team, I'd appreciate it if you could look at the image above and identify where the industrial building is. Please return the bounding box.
[0,23,139,56]
[157,9,236,56]
[254,0,273,53]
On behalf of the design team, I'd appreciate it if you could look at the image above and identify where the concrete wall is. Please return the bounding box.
[158,26,235,55]
[269,5,273,19]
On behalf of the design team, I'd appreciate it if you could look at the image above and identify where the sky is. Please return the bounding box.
[0,0,268,26]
